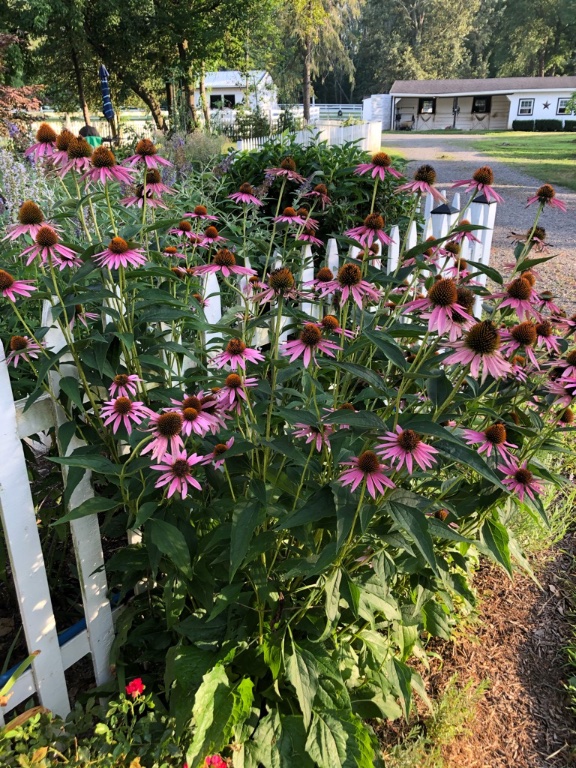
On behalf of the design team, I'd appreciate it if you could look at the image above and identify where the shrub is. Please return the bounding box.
[512,119,534,131]
[563,119,576,132]
[534,118,563,132]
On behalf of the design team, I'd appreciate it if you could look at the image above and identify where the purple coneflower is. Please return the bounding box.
[169,220,197,240]
[101,397,151,434]
[171,392,225,435]
[162,245,186,260]
[59,136,93,176]
[450,220,481,245]
[21,226,77,267]
[534,320,560,354]
[509,226,550,253]
[94,237,147,270]
[320,263,380,309]
[274,206,308,227]
[109,373,141,398]
[536,290,562,317]
[500,322,540,368]
[4,201,54,242]
[70,304,99,329]
[256,267,299,303]
[403,278,473,338]
[377,426,438,474]
[6,335,42,367]
[303,183,331,208]
[52,129,75,167]
[192,249,255,278]
[556,349,576,379]
[218,374,258,412]
[526,184,566,212]
[346,213,393,248]
[501,460,544,503]
[265,156,305,183]
[213,338,264,370]
[354,151,403,181]
[293,422,334,453]
[443,320,511,383]
[297,228,323,246]
[183,204,218,221]
[203,437,235,469]
[547,378,576,407]
[228,182,263,206]
[317,314,355,339]
[124,138,172,169]
[462,423,516,460]
[305,267,334,293]
[452,166,504,203]
[200,225,226,247]
[339,450,395,498]
[280,323,341,368]
[141,411,184,462]
[24,123,57,161]
[489,277,540,322]
[395,165,446,203]
[151,450,204,498]
[81,146,134,185]
[144,168,175,196]
[121,186,168,209]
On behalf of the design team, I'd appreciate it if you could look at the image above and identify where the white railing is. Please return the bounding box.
[0,190,496,721]
[236,121,383,153]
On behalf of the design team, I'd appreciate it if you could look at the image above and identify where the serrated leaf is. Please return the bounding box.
[52,495,120,526]
[147,518,192,577]
[286,645,319,729]
[230,500,264,579]
[480,517,512,575]
[386,501,438,575]
[305,710,376,768]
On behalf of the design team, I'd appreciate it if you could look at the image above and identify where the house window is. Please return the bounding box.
[472,96,491,114]
[557,98,572,115]
[517,98,534,116]
[210,94,236,109]
[418,98,436,115]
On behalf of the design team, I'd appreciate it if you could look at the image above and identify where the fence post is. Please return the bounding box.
[300,245,320,319]
[469,201,487,317]
[387,226,400,273]
[326,238,339,274]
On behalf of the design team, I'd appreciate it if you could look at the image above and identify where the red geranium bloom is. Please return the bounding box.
[125,678,145,698]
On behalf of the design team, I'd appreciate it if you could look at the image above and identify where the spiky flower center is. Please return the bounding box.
[164,246,178,255]
[35,226,58,248]
[428,278,457,307]
[363,213,384,230]
[435,509,449,521]
[183,407,199,422]
[561,408,574,424]
[511,322,537,346]
[214,443,229,456]
[357,450,380,473]
[539,290,554,302]
[514,468,533,485]
[520,271,536,287]
[511,355,526,367]
[108,237,129,254]
[214,249,236,267]
[445,242,461,255]
[338,263,362,287]
[18,201,44,225]
[226,338,246,355]
[36,122,57,143]
[536,321,552,337]
[536,184,555,202]
[314,183,328,195]
[67,137,92,159]
[484,423,506,444]
[397,429,421,452]
[156,412,183,436]
[473,166,494,185]
[457,287,474,313]
[194,205,208,215]
[321,315,339,331]
[239,183,253,194]
[135,139,157,157]
[465,321,500,355]
[316,267,333,282]
[225,373,242,389]
[56,129,74,151]
[507,278,532,301]
[9,335,28,351]
[269,267,294,293]
[182,396,202,411]
[171,459,191,478]
[300,324,322,346]
[565,350,576,366]
[423,236,436,257]
[280,156,296,171]
[528,226,546,242]
[146,169,161,184]
[0,270,14,290]
[92,147,116,168]
[414,165,436,184]
[113,397,132,415]
[339,402,355,411]
[282,207,297,217]
[178,220,192,232]
[204,226,219,239]
[114,374,129,386]
[371,151,392,167]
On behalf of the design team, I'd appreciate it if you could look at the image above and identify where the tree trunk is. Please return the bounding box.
[129,80,167,131]
[178,41,199,132]
[70,45,91,125]
[199,63,210,129]
[303,33,312,122]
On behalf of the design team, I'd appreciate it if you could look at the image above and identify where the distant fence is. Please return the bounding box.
[236,121,382,153]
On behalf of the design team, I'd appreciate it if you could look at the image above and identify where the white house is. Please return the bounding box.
[364,76,576,131]
[197,70,278,113]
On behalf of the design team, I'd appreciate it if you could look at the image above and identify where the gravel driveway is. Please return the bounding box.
[384,134,576,313]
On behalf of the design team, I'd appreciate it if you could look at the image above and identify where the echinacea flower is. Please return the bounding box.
[184,204,218,221]
[339,450,395,498]
[70,304,99,329]
[144,168,175,196]
[6,335,43,367]
[124,138,172,169]
[192,249,255,278]
[171,392,225,434]
[200,225,227,247]
[214,338,264,370]
[547,378,576,407]
[125,678,145,698]
[203,437,235,469]
[59,136,93,176]
[443,320,511,383]
[559,407,574,425]
[52,129,75,166]
[297,228,323,246]
[354,151,403,181]
[509,225,550,253]
[536,290,562,317]
[4,201,55,242]
[20,226,78,267]
[81,146,135,185]
[109,373,141,398]
[501,460,544,503]
[320,263,380,309]
[94,237,147,270]
[377,426,438,474]
[169,220,197,240]
[346,213,393,248]
[489,277,540,322]
[500,322,540,368]
[24,122,57,160]
[100,397,151,434]
[303,183,331,208]
[317,314,355,339]
[526,183,566,212]
[151,450,204,498]
[265,156,306,183]
[141,411,184,462]
[534,320,560,354]
[274,206,307,227]
[255,267,299,303]
[228,182,263,206]
[395,164,446,203]
[162,245,186,260]
[452,165,504,203]
[403,278,473,338]
[120,186,168,209]
[305,266,334,293]
[293,422,334,452]
[461,423,516,460]
[556,349,576,379]
[218,374,258,412]
[450,219,481,245]
[280,323,341,368]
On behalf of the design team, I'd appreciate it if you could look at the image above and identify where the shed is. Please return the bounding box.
[197,70,278,113]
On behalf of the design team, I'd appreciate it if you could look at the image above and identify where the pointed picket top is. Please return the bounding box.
[423,192,434,220]
[430,208,449,240]
[406,221,418,251]
[326,238,339,274]
[422,216,434,241]
[369,241,382,271]
[387,225,400,274]
[452,192,461,211]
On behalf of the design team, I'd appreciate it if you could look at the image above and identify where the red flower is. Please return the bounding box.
[125,677,145,698]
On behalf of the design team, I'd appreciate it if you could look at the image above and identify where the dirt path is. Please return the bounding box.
[384,134,576,313]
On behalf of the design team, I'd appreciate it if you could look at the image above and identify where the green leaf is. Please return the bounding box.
[386,658,412,719]
[435,439,504,488]
[230,500,264,579]
[426,374,452,408]
[147,519,192,577]
[58,376,84,410]
[305,710,376,768]
[363,330,407,370]
[422,601,452,640]
[286,645,319,729]
[324,409,386,430]
[50,454,120,475]
[165,644,219,694]
[466,259,503,285]
[325,568,342,622]
[386,501,438,575]
[480,518,512,575]
[52,496,120,526]
[278,486,336,529]
[319,360,385,391]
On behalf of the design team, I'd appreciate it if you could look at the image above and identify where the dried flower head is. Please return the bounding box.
[18,201,44,225]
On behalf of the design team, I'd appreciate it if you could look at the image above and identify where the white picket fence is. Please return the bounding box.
[0,190,497,721]
[237,120,382,153]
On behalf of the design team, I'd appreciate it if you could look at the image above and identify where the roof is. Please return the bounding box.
[390,76,576,97]
[204,70,269,89]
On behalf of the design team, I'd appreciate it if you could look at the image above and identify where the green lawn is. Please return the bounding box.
[471,132,576,190]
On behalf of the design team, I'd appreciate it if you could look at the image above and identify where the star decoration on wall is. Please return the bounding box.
[543,101,551,109]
